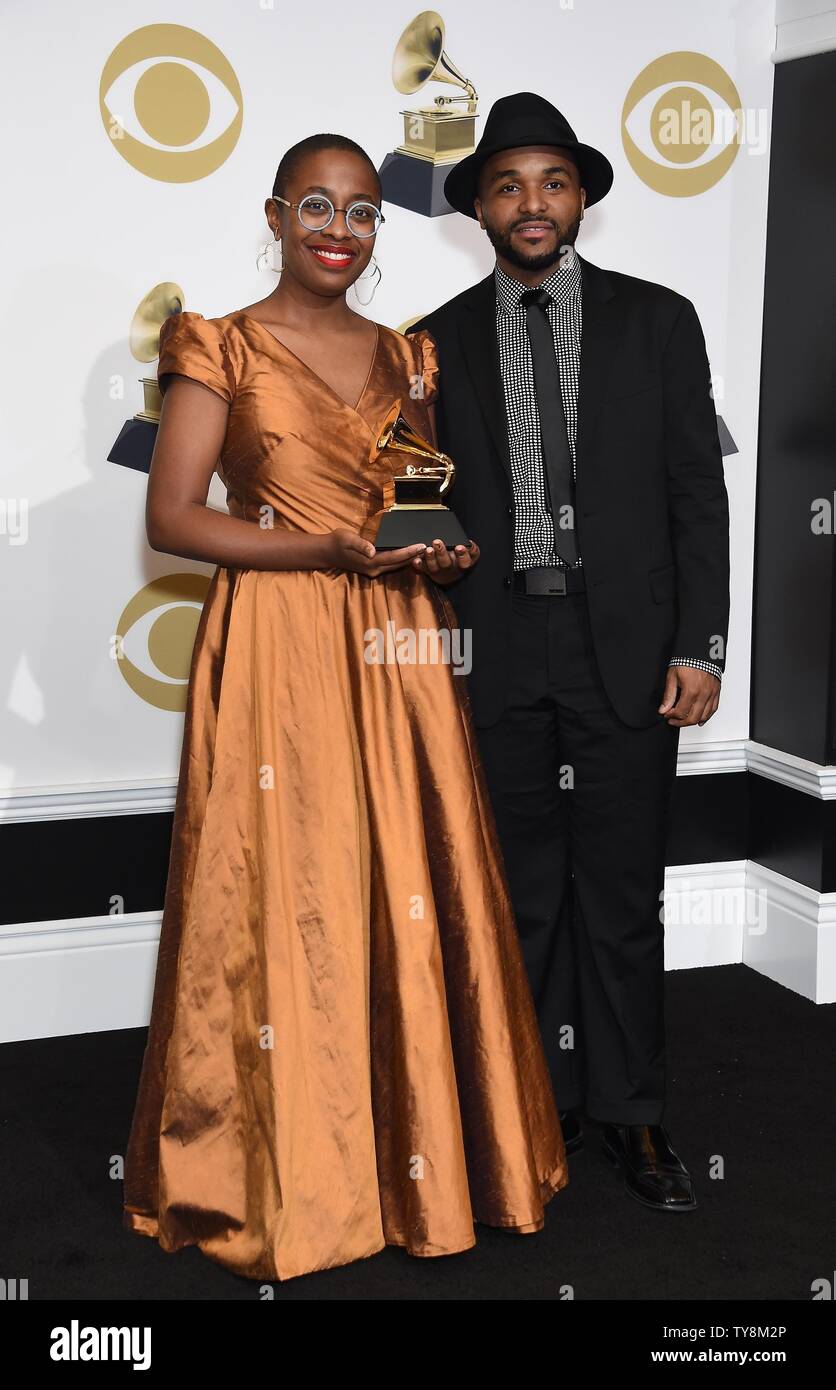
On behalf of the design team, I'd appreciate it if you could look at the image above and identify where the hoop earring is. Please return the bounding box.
[352,254,381,307]
[256,230,284,274]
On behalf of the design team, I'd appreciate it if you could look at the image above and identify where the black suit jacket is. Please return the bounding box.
[407,253,730,729]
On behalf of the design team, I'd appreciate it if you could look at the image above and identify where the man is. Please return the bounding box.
[409,92,729,1211]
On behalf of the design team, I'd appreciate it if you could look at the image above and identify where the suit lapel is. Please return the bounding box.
[457,272,513,485]
[575,253,617,478]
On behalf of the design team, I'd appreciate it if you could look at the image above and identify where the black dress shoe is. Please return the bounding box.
[600,1123,697,1210]
[559,1108,584,1155]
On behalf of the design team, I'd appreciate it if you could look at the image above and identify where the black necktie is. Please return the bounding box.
[519,287,578,566]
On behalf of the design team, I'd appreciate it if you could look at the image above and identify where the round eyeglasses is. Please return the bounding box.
[272,193,384,238]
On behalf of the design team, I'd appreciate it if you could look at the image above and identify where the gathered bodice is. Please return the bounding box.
[156,309,440,537]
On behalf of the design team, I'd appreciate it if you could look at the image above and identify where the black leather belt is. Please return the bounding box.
[513,565,586,596]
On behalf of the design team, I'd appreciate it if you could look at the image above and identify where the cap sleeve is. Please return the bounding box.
[408,327,439,405]
[157,311,235,403]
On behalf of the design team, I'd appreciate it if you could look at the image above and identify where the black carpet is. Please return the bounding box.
[2,963,834,1301]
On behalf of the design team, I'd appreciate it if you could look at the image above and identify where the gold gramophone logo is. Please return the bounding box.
[622,52,745,196]
[131,283,185,417]
[379,9,478,217]
[361,400,468,550]
[108,284,185,474]
[114,574,211,711]
[100,24,242,181]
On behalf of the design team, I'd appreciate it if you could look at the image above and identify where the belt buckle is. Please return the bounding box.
[544,569,567,595]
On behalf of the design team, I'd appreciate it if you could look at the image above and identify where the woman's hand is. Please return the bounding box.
[326,528,427,578]
[412,538,480,585]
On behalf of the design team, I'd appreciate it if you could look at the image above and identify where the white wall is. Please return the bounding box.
[0,0,775,795]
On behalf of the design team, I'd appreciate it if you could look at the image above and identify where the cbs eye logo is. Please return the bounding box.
[622,52,745,196]
[100,25,242,181]
[113,573,211,710]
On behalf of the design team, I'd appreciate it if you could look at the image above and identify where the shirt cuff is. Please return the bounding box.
[667,657,723,682]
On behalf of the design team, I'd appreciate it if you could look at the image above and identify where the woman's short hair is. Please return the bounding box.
[272,134,382,202]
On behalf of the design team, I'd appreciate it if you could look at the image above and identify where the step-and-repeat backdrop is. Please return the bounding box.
[1,0,774,791]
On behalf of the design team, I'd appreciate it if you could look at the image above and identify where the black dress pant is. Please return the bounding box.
[474,589,680,1125]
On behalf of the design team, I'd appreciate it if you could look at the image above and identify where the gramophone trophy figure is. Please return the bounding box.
[107,283,185,475]
[379,9,479,218]
[363,401,469,549]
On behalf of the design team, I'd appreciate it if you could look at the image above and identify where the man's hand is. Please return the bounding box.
[412,537,480,585]
[658,665,720,727]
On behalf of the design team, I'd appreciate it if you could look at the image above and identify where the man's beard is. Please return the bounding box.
[483,210,582,274]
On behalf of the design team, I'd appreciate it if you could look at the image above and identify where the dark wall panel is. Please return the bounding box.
[751,50,836,765]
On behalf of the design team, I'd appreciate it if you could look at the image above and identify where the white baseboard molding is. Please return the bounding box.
[664,861,836,1002]
[773,0,836,63]
[1,860,834,1043]
[0,778,178,823]
[663,861,749,969]
[3,738,834,824]
[0,912,161,1044]
[743,861,836,1004]
[746,741,836,798]
[674,740,747,776]
[0,743,748,823]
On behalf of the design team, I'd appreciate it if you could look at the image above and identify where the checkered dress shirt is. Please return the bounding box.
[494,253,722,683]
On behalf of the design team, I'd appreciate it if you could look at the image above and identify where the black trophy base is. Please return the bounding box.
[373,506,469,551]
[378,152,457,218]
[107,417,159,474]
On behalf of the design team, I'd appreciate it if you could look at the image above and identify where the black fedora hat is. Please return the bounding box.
[444,91,613,218]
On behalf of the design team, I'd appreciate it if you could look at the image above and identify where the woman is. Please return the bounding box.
[122,133,567,1282]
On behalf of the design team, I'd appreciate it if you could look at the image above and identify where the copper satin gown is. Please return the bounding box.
[122,308,568,1282]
